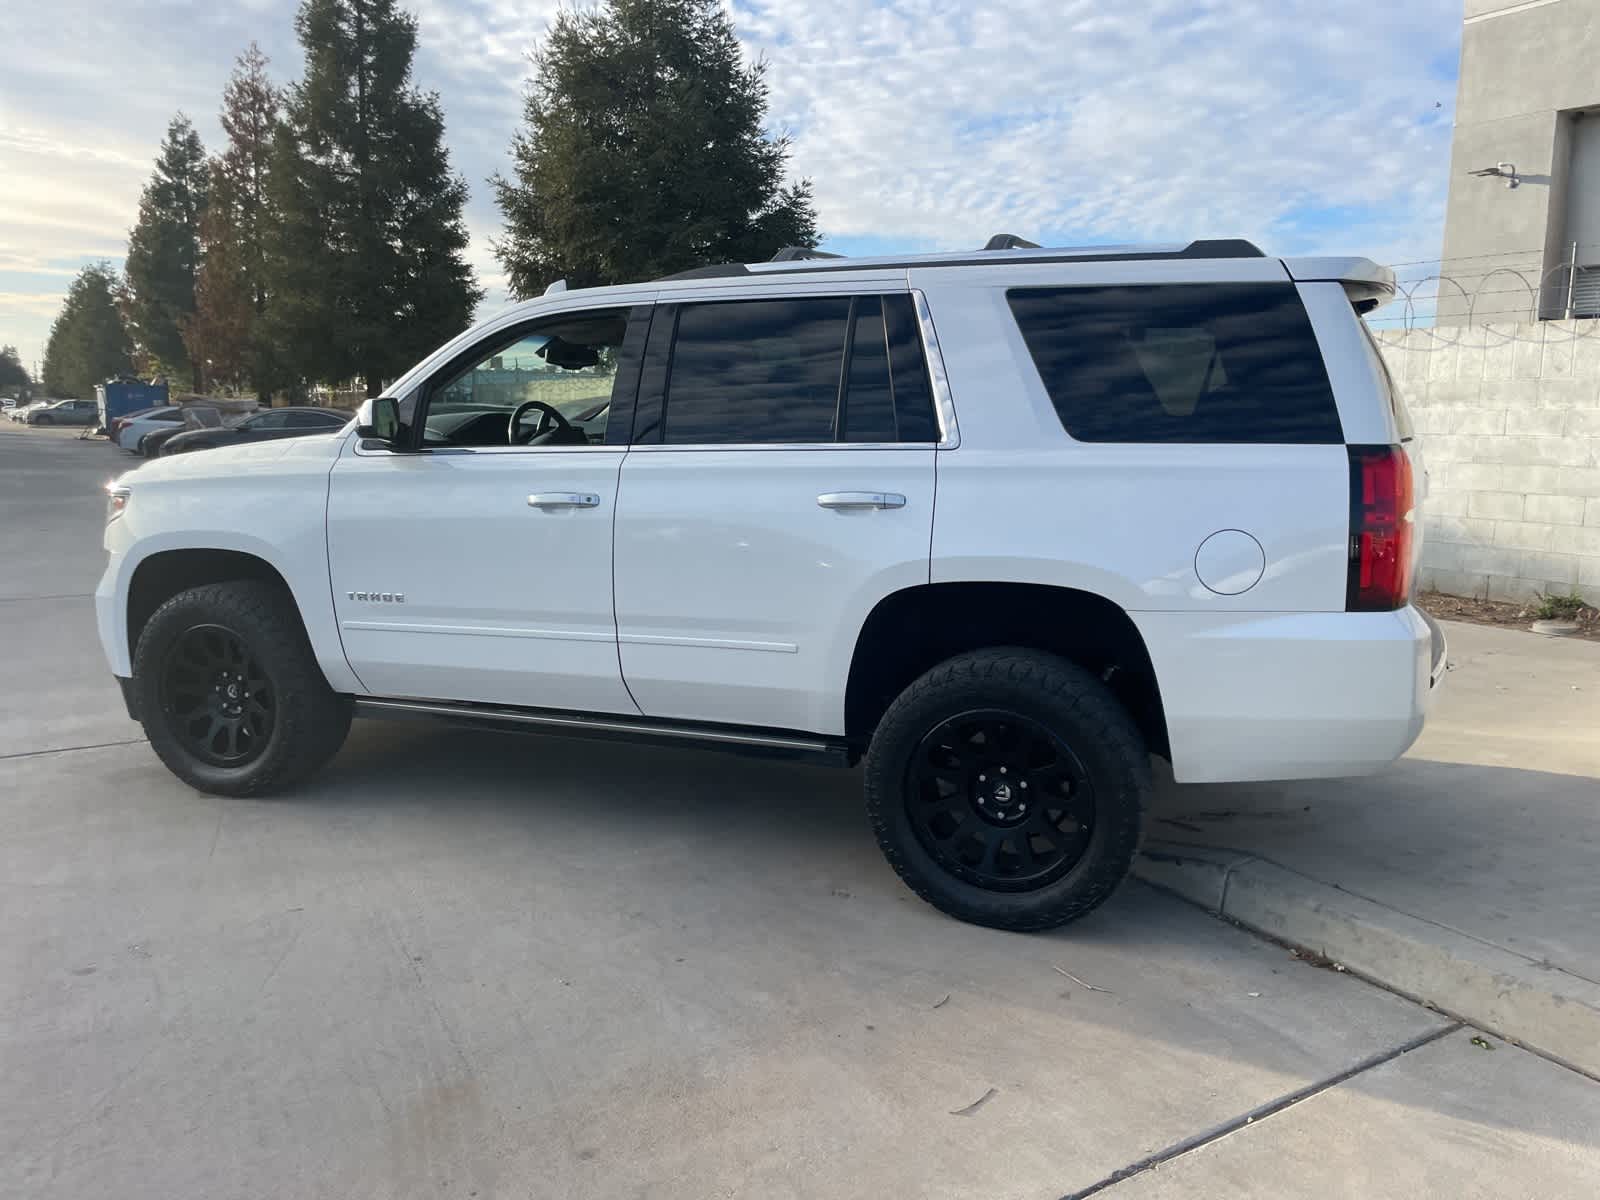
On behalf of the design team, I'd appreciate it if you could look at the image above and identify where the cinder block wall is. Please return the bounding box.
[1372,320,1600,603]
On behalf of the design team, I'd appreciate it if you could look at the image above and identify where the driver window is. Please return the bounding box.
[424,307,631,448]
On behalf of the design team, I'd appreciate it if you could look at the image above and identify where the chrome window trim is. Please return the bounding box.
[351,285,960,456]
[623,441,934,453]
[911,288,960,449]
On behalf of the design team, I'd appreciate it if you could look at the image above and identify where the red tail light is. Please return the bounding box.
[1347,445,1414,611]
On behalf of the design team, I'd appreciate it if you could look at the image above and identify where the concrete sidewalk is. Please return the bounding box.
[1137,619,1600,1078]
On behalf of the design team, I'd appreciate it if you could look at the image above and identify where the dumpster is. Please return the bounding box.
[96,380,169,431]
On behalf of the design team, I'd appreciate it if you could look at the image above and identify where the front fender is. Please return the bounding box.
[95,445,362,694]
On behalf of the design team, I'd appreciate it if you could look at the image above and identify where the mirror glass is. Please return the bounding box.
[363,397,400,441]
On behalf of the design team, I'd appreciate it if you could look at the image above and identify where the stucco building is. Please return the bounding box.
[1439,0,1600,322]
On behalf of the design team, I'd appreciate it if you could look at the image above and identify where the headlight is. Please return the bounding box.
[106,481,131,522]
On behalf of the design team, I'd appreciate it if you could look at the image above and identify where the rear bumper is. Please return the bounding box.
[1132,606,1438,783]
[1420,605,1449,689]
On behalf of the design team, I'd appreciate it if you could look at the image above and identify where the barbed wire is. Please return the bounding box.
[1363,253,1600,341]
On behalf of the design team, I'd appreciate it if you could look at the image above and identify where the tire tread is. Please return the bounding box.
[864,647,1148,931]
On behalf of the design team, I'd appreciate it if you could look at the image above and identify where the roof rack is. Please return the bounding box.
[769,246,844,262]
[652,238,1265,282]
[983,233,1041,250]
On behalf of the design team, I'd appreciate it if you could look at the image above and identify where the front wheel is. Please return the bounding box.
[133,580,352,796]
[864,648,1149,931]
[32,414,51,426]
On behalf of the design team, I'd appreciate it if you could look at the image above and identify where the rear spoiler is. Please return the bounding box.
[1281,257,1395,311]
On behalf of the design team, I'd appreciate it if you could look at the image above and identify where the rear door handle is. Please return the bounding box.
[816,491,907,510]
[527,492,601,509]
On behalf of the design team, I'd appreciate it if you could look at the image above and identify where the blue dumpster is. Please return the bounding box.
[96,380,170,431]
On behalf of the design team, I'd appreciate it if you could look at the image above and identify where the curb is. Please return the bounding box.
[1133,839,1600,1080]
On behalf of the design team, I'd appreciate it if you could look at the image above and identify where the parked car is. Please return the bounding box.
[160,406,351,455]
[109,405,173,448]
[9,400,52,423]
[1,398,16,411]
[27,398,98,425]
[140,405,224,457]
[96,235,1443,932]
[117,406,189,454]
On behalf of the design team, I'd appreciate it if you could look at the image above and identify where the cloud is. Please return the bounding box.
[0,0,1463,366]
[736,0,1459,259]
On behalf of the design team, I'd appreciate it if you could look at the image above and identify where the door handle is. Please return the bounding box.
[816,491,907,510]
[527,492,601,509]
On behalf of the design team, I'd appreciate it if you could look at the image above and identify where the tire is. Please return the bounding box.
[864,648,1149,932]
[133,580,352,797]
[33,414,51,426]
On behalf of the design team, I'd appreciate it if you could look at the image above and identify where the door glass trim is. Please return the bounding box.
[623,441,933,453]
[911,289,960,449]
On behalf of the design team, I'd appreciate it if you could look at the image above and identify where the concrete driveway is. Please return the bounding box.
[2,426,1596,1199]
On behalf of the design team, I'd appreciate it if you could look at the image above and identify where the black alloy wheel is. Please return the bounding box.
[158,623,275,766]
[864,648,1149,931]
[907,709,1094,892]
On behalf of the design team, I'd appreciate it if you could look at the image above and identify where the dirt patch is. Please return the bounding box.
[1420,590,1600,642]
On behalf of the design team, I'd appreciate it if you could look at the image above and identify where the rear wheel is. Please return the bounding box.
[864,648,1148,931]
[133,580,351,796]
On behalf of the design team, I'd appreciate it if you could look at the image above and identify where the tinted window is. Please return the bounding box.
[246,411,291,430]
[663,298,850,444]
[1007,284,1342,444]
[883,294,939,442]
[842,298,894,442]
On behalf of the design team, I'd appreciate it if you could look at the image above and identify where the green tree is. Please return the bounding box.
[125,115,210,389]
[492,0,818,298]
[41,265,133,398]
[268,0,481,396]
[185,45,281,396]
[0,345,29,394]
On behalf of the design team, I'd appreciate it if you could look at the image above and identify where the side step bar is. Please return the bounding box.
[353,696,854,766]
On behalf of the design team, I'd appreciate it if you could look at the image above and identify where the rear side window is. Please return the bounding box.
[1007,283,1343,444]
[651,295,939,445]
[664,298,850,444]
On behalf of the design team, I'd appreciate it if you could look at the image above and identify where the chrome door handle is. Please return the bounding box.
[527,492,601,509]
[816,491,907,510]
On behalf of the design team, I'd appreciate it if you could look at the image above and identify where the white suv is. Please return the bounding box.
[96,237,1444,930]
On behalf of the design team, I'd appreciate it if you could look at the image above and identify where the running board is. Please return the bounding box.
[353,696,854,766]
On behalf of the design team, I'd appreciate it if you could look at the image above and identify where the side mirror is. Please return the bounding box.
[355,396,400,444]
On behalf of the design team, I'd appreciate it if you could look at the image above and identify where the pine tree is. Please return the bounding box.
[492,0,818,297]
[268,0,481,396]
[185,45,281,396]
[125,115,209,389]
[41,265,133,399]
[0,345,29,394]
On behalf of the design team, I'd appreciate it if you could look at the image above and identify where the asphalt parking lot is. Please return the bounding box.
[3,425,1598,1200]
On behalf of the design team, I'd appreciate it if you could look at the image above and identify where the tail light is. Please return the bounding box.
[1346,445,1414,611]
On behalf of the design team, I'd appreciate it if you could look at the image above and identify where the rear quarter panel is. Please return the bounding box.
[915,266,1352,613]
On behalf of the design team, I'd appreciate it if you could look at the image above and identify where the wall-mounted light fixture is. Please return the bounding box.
[1468,162,1520,188]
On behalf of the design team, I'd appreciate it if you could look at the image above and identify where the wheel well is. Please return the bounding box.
[844,583,1170,758]
[126,550,291,663]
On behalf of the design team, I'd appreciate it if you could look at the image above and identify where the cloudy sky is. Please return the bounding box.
[0,0,1463,374]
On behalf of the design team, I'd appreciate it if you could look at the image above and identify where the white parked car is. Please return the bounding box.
[115,406,188,453]
[96,236,1443,931]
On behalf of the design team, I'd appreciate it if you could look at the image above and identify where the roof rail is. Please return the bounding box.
[651,238,1267,283]
[983,234,1041,250]
[770,246,844,262]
